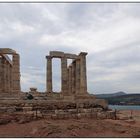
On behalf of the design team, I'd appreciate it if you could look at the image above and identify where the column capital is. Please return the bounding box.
[79,52,88,56]
[46,55,52,59]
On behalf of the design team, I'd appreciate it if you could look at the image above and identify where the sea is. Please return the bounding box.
[109,105,140,110]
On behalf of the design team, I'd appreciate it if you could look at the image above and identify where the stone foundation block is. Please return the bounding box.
[91,112,97,119]
[92,108,103,112]
[106,111,115,119]
[23,107,33,112]
[57,113,64,119]
[97,112,107,119]
[77,113,81,119]
[80,113,86,118]
[43,114,52,119]
[71,114,76,119]
[85,113,92,118]
[68,109,77,113]
[51,114,57,120]
[77,103,84,108]
[7,108,16,113]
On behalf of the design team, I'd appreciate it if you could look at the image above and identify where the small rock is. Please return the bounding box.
[125,119,135,124]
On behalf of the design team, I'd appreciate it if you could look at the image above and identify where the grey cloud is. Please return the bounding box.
[0,3,140,94]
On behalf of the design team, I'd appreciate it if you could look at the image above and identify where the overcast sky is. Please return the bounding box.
[0,3,140,94]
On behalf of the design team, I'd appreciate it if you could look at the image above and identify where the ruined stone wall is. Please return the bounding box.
[0,99,114,120]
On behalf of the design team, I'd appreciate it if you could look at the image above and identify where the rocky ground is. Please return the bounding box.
[0,110,140,138]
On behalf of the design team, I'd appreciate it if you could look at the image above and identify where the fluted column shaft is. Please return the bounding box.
[12,54,20,93]
[7,63,11,93]
[46,56,52,93]
[9,65,12,92]
[79,52,87,94]
[61,56,68,94]
[3,59,7,92]
[72,61,76,94]
[0,58,2,92]
[5,61,9,93]
[68,65,72,94]
[76,59,80,94]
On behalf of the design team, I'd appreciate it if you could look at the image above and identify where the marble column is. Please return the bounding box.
[12,54,21,93]
[79,52,87,94]
[68,65,72,94]
[1,58,5,92]
[75,58,80,95]
[0,58,2,92]
[61,56,68,94]
[67,68,69,94]
[5,61,9,93]
[9,65,12,92]
[7,63,11,93]
[46,56,52,93]
[3,59,7,92]
[72,61,76,94]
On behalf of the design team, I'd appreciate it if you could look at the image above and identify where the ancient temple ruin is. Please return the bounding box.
[0,48,20,94]
[46,51,88,95]
[0,48,116,120]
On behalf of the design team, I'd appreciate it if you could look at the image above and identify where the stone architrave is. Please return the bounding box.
[61,56,68,94]
[46,56,52,93]
[79,52,87,94]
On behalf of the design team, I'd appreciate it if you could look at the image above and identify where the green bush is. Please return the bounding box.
[27,94,34,100]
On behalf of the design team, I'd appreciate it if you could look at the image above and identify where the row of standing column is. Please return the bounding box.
[46,56,68,94]
[0,57,12,93]
[46,52,87,95]
[0,54,20,93]
[67,53,87,95]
